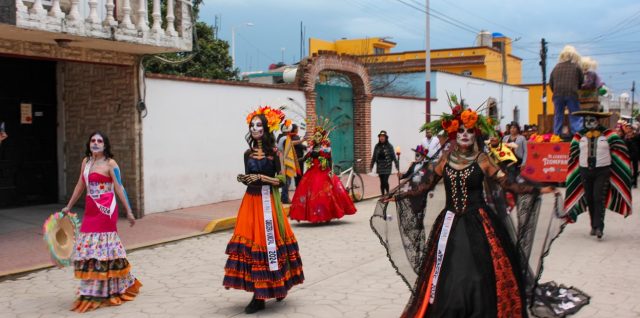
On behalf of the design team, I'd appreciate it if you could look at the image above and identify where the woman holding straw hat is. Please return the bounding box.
[62,131,141,313]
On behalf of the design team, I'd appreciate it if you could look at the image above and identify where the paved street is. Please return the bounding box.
[1,187,639,318]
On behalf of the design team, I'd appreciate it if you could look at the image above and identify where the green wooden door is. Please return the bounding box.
[315,83,354,167]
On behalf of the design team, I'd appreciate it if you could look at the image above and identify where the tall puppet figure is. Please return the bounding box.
[565,111,632,239]
[223,106,304,314]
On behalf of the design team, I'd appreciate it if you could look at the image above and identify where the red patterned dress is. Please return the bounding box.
[289,145,356,223]
[72,172,141,313]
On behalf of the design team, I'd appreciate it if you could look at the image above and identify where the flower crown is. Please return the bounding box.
[308,116,334,148]
[246,106,286,133]
[420,93,496,140]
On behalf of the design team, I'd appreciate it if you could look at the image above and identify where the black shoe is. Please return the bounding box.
[589,228,596,236]
[244,297,265,314]
[595,229,603,240]
[276,297,285,302]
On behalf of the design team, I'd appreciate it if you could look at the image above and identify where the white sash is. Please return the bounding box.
[261,185,279,271]
[83,159,117,217]
[429,211,455,304]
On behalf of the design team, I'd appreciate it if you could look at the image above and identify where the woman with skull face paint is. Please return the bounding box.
[62,131,141,313]
[565,111,632,239]
[289,119,357,223]
[223,107,304,314]
[374,96,563,318]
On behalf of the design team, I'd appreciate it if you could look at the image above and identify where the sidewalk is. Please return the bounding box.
[0,174,392,277]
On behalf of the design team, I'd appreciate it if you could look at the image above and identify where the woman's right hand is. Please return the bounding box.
[540,186,557,194]
[61,207,70,214]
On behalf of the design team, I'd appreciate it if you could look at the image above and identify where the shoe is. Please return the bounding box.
[276,297,285,302]
[244,297,265,314]
[595,229,603,240]
[589,228,596,236]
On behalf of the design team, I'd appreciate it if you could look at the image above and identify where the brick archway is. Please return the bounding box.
[295,52,372,172]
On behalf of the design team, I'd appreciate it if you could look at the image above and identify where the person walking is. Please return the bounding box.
[370,130,399,196]
[565,111,632,239]
[62,131,141,313]
[550,45,584,135]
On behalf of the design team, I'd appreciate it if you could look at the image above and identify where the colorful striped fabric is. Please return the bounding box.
[565,129,632,222]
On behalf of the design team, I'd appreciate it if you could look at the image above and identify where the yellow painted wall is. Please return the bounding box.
[309,38,336,53]
[310,38,394,56]
[523,84,554,124]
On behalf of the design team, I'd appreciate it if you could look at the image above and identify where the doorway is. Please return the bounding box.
[0,57,58,207]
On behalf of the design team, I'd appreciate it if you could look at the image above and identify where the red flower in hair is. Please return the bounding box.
[452,104,462,116]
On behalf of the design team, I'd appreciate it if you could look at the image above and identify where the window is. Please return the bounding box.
[374,47,385,55]
[488,98,498,124]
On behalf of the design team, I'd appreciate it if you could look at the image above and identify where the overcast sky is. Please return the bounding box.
[202,0,640,96]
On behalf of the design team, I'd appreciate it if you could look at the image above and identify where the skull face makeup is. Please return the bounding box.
[456,127,476,148]
[313,131,324,144]
[584,115,599,130]
[250,116,264,140]
[90,134,104,154]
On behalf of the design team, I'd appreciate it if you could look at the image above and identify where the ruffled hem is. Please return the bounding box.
[71,279,142,313]
[223,235,304,299]
[78,273,138,297]
[74,232,127,261]
[74,258,131,280]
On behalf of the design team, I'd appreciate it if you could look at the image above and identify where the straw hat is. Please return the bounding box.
[43,211,80,267]
[572,111,612,118]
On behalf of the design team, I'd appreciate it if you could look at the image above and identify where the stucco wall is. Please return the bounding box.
[432,72,530,130]
[142,77,305,214]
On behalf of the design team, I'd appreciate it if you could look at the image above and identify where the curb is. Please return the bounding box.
[203,206,291,234]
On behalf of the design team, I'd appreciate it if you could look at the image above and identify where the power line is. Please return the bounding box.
[392,0,479,35]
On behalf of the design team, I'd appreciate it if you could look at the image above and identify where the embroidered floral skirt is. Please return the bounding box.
[223,192,304,299]
[72,231,142,313]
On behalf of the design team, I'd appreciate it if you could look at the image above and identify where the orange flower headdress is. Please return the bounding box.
[420,93,496,140]
[246,106,286,133]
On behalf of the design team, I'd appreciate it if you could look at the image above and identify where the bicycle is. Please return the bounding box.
[333,159,365,202]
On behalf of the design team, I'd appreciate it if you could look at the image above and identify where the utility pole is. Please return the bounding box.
[632,80,636,123]
[539,38,548,130]
[425,0,431,125]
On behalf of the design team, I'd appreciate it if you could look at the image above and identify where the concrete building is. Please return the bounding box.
[309,32,523,85]
[0,0,193,216]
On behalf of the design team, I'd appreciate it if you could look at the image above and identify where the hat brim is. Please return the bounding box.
[44,212,79,267]
[572,111,612,118]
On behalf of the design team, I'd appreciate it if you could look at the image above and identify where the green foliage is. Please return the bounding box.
[143,0,237,80]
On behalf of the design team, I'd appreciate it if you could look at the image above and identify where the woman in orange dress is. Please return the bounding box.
[62,131,141,313]
[223,107,304,314]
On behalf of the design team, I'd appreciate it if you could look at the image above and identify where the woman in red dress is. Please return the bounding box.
[62,131,141,313]
[289,124,356,223]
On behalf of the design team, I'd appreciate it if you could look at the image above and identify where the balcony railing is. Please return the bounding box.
[7,0,192,52]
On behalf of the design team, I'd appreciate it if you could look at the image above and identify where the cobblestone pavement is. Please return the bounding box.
[1,187,639,318]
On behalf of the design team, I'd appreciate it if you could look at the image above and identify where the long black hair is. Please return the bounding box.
[246,114,276,156]
[85,131,114,159]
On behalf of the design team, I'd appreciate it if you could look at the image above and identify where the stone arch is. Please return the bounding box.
[295,52,373,172]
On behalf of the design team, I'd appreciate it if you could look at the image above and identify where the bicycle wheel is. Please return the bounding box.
[350,173,365,202]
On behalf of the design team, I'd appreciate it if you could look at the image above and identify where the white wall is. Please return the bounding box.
[371,96,428,171]
[432,72,530,130]
[143,75,530,214]
[143,78,305,214]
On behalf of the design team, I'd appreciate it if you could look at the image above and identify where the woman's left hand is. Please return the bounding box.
[540,186,557,194]
[126,212,136,227]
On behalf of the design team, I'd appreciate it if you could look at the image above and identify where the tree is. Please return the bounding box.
[143,0,236,80]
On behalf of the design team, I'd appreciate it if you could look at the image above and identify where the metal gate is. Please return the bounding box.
[315,83,355,167]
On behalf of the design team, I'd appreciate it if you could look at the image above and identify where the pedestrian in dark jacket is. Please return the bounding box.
[370,130,399,195]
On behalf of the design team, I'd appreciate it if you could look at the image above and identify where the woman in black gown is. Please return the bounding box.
[381,99,558,317]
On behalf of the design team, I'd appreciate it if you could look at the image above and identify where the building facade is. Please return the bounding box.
[0,0,193,216]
